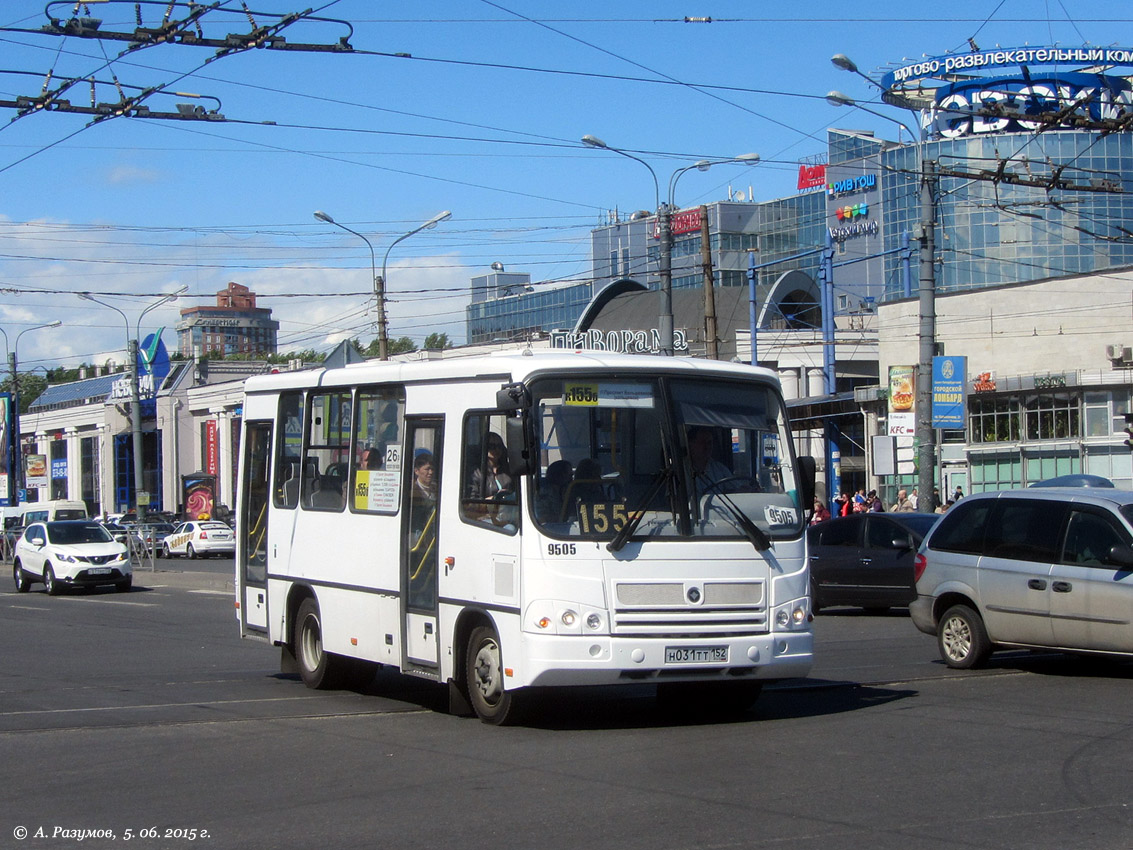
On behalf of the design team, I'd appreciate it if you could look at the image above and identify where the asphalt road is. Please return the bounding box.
[2,565,1132,850]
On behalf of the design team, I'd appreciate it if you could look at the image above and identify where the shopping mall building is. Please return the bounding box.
[6,45,1133,516]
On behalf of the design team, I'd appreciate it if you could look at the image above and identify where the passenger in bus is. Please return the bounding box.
[412,451,437,503]
[568,458,608,508]
[535,459,573,522]
[467,432,517,527]
[409,451,437,543]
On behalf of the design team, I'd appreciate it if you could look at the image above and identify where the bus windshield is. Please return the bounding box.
[529,375,806,543]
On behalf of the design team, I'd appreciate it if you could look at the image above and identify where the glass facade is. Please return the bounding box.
[466,282,594,344]
[882,131,1133,299]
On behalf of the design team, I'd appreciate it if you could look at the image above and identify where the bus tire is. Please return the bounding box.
[465,625,522,725]
[293,597,345,689]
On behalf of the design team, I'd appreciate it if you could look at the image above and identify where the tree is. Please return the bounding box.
[365,336,416,357]
[388,336,417,354]
[423,332,452,350]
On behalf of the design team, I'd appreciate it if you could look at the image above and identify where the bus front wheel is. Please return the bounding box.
[294,597,345,689]
[465,625,522,725]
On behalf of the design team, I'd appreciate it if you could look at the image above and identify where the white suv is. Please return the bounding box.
[13,520,132,594]
[911,488,1133,668]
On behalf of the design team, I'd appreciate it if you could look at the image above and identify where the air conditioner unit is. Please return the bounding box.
[1106,344,1125,360]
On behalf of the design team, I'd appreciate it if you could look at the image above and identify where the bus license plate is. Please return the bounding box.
[665,646,728,664]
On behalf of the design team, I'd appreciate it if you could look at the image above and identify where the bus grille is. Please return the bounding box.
[613,581,768,636]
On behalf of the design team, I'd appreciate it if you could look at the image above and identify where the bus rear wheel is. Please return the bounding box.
[465,625,522,725]
[294,597,346,689]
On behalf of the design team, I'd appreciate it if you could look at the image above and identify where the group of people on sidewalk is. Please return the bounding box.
[812,485,964,524]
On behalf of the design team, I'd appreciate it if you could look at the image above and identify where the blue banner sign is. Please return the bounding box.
[932,356,967,430]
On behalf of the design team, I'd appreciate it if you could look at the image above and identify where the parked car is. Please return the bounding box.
[100,522,144,552]
[911,487,1133,668]
[13,520,132,594]
[808,512,940,612]
[161,521,236,559]
[136,522,176,553]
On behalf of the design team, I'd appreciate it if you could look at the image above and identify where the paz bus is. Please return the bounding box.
[235,351,816,724]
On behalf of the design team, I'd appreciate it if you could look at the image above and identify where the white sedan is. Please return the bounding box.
[161,521,236,559]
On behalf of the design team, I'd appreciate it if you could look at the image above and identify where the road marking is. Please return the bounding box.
[56,597,159,607]
[9,605,49,611]
[189,589,231,596]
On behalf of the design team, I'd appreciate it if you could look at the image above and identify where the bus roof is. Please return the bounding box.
[243,351,781,395]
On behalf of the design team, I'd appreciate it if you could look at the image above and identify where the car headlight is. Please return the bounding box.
[54,551,77,563]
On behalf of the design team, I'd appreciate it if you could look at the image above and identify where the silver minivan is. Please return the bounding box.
[911,488,1133,668]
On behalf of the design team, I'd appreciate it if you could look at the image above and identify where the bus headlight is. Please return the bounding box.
[586,613,602,631]
[774,600,810,631]
[560,609,578,627]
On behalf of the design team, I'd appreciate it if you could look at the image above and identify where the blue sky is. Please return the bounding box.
[0,1,1123,371]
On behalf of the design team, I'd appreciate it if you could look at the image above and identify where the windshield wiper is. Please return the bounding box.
[703,488,772,551]
[607,467,675,553]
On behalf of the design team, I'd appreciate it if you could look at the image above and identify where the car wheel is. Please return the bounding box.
[938,604,993,669]
[44,564,61,596]
[13,562,30,593]
[186,543,197,560]
[162,543,173,558]
[465,624,523,725]
[293,597,347,689]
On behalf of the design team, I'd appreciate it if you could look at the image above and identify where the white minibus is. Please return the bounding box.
[235,351,816,723]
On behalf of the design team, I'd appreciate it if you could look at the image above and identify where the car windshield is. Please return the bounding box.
[47,522,113,544]
[529,374,806,544]
[143,523,175,533]
[201,522,230,530]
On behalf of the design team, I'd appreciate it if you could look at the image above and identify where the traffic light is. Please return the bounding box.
[1124,413,1133,450]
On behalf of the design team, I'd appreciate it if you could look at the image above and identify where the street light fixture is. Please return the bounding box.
[582,135,675,353]
[583,134,760,356]
[78,290,184,520]
[315,210,452,360]
[3,320,62,504]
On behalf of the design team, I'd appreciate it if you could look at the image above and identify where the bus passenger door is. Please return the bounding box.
[402,418,443,668]
[239,421,272,637]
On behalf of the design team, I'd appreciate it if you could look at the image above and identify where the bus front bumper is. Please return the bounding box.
[517,630,813,688]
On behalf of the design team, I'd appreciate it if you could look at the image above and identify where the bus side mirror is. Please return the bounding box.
[505,415,532,477]
[495,381,530,411]
[797,456,816,509]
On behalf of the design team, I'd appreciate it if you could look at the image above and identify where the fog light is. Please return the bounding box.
[561,610,578,627]
[586,613,602,630]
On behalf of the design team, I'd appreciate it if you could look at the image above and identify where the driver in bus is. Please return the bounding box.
[687,426,732,494]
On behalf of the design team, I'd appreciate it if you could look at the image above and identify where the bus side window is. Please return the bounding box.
[274,392,305,510]
[460,414,518,533]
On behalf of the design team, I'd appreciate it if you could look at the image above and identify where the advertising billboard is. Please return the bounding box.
[932,356,967,429]
[887,365,916,437]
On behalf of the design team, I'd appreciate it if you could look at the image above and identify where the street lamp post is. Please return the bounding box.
[582,135,758,357]
[827,80,938,513]
[315,210,452,360]
[79,290,184,520]
[2,320,62,504]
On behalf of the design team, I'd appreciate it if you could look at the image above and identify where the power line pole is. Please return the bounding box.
[699,206,719,359]
[917,159,939,514]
